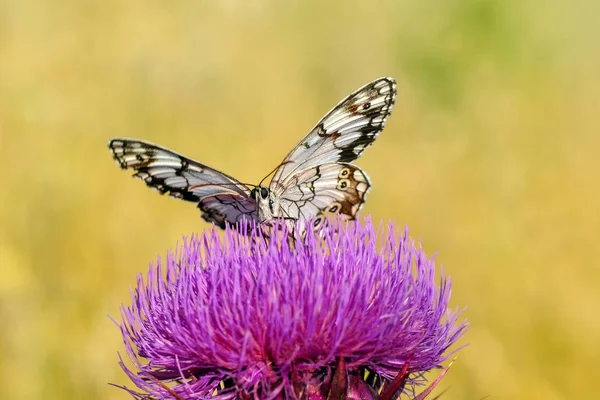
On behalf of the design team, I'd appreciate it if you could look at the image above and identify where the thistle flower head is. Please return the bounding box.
[116,218,466,399]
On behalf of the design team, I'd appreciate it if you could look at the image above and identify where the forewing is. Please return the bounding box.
[276,163,371,229]
[109,138,257,227]
[271,77,396,184]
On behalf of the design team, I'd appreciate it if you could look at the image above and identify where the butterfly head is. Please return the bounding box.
[251,186,279,222]
[250,186,269,202]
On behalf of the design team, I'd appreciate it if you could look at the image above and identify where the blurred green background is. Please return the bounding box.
[1,1,598,399]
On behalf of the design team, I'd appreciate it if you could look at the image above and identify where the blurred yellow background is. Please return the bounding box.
[1,1,598,399]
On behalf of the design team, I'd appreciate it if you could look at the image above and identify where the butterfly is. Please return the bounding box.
[108,77,396,232]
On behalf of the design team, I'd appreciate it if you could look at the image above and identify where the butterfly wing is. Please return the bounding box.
[197,193,257,229]
[270,77,396,186]
[276,163,371,229]
[108,138,257,228]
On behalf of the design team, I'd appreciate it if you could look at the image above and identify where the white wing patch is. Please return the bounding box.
[271,77,396,185]
[277,163,371,228]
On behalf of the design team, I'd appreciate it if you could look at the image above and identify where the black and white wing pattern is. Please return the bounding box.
[276,163,371,228]
[108,139,257,229]
[271,77,396,224]
[108,78,396,232]
[270,77,396,185]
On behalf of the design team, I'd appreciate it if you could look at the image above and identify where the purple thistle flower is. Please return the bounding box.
[115,218,467,399]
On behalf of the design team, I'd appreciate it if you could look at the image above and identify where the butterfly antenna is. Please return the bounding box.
[258,160,291,187]
[189,182,257,190]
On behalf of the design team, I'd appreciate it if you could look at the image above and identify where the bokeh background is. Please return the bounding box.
[1,1,598,399]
